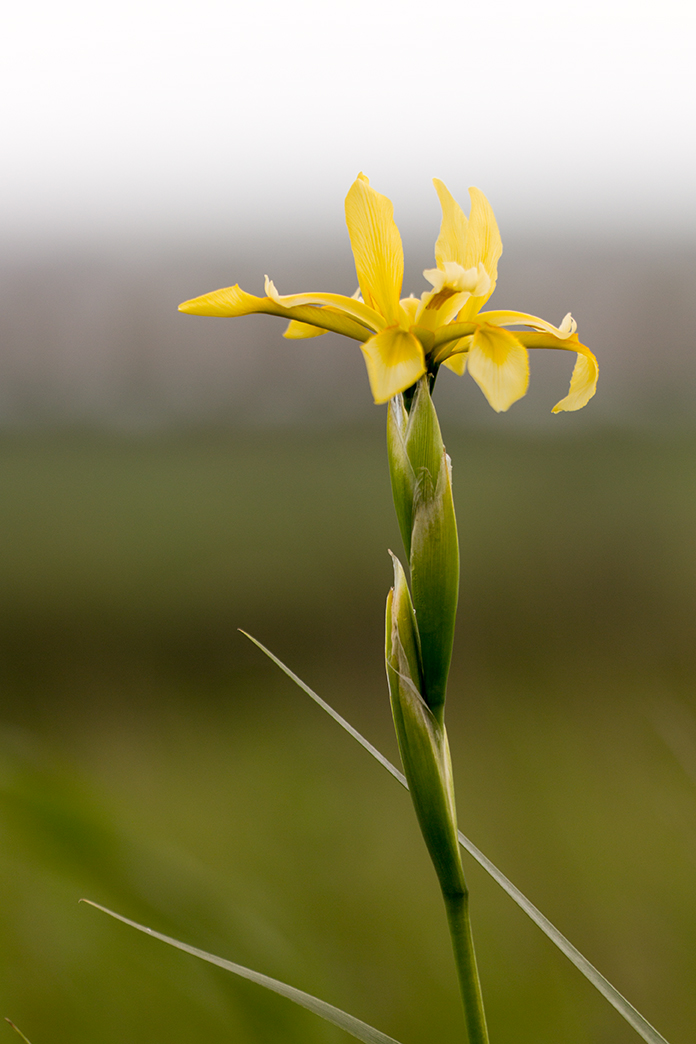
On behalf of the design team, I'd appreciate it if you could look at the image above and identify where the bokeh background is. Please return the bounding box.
[2,2,696,1043]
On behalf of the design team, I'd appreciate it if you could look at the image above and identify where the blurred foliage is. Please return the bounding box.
[1,427,695,1044]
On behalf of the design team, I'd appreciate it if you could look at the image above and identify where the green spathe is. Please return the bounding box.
[385,554,464,897]
[386,379,459,719]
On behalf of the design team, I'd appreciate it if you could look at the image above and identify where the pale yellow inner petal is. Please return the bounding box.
[344,173,404,325]
[466,325,529,412]
[360,327,426,404]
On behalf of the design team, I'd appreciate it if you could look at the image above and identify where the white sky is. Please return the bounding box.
[2,0,695,245]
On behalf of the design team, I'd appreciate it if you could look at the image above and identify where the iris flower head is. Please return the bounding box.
[179,174,598,412]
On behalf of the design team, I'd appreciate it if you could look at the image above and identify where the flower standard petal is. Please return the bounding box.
[455,188,503,320]
[466,325,529,412]
[432,179,469,269]
[361,328,426,404]
[345,174,404,326]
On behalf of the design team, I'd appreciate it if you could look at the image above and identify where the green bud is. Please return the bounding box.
[404,379,460,720]
[386,394,416,559]
[386,553,466,898]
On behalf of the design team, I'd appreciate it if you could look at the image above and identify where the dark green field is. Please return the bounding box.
[1,427,695,1044]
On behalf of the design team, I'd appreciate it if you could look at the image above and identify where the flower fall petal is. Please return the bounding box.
[361,328,426,404]
[264,277,384,331]
[466,325,529,412]
[283,319,327,339]
[479,310,577,338]
[179,284,267,317]
[551,350,598,412]
[513,331,599,412]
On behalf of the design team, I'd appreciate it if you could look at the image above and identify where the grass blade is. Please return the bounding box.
[81,900,403,1044]
[5,1021,33,1044]
[242,632,671,1044]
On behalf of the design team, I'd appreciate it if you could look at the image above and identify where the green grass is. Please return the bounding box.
[1,428,695,1044]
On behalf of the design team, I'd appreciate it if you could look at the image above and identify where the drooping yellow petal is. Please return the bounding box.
[433,179,468,269]
[466,325,529,412]
[442,337,472,376]
[345,173,403,326]
[479,310,576,338]
[360,327,425,404]
[283,319,327,339]
[264,276,384,331]
[552,349,598,412]
[179,283,371,342]
[179,284,266,317]
[513,331,598,412]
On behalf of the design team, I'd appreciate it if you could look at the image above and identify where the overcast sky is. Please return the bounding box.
[3,0,695,247]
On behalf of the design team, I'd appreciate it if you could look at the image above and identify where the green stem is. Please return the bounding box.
[443,888,490,1044]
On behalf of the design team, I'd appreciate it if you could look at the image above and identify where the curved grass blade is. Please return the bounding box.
[241,632,671,1044]
[80,900,403,1044]
[5,1021,33,1044]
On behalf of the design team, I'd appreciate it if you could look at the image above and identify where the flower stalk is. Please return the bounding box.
[386,379,488,1043]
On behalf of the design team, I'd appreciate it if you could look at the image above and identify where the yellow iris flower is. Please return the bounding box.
[179,174,598,412]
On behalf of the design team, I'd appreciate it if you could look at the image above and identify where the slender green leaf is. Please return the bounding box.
[242,633,672,1044]
[81,901,403,1044]
[4,1021,33,1044]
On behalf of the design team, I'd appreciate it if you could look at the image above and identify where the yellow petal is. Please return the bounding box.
[399,296,421,324]
[456,188,503,318]
[345,173,403,326]
[442,345,469,376]
[433,179,468,269]
[360,327,425,404]
[179,283,370,342]
[479,310,577,338]
[513,331,598,412]
[283,319,327,339]
[179,284,265,317]
[466,325,529,412]
[551,349,598,412]
[264,276,384,331]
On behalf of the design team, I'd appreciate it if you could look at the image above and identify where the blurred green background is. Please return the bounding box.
[1,422,695,1044]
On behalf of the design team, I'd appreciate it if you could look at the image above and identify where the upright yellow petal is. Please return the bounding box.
[360,327,425,404]
[432,179,468,269]
[466,325,529,412]
[463,188,503,281]
[345,174,403,326]
[456,188,503,318]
